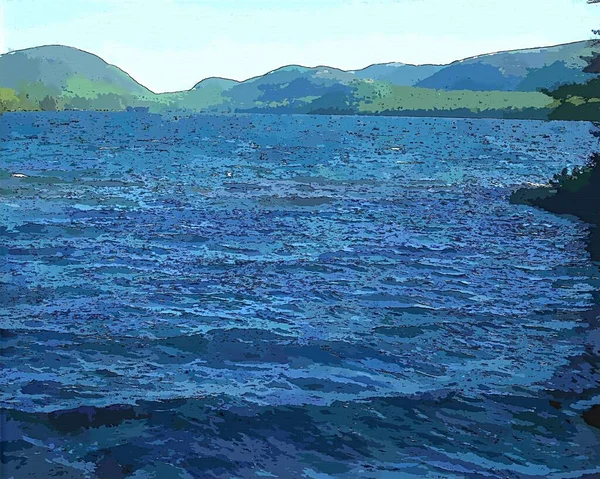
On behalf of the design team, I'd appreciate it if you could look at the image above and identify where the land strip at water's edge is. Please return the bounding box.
[510,151,600,260]
[510,150,600,429]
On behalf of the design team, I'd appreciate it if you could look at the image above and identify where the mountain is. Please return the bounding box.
[0,45,153,97]
[0,41,598,119]
[221,65,357,111]
[192,77,239,91]
[159,76,241,112]
[416,40,597,92]
[208,40,598,115]
[352,63,444,86]
[161,77,240,112]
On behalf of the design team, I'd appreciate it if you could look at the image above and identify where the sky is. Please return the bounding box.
[1,0,599,93]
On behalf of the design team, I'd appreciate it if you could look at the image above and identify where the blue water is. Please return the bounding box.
[1,112,600,478]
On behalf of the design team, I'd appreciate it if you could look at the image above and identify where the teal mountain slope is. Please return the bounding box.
[0,45,153,97]
[192,77,239,91]
[416,41,597,91]
[352,63,444,86]
[221,65,357,111]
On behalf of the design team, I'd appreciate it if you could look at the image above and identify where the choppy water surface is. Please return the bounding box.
[1,112,600,478]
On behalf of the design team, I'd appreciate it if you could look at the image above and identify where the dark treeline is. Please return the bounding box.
[512,33,600,255]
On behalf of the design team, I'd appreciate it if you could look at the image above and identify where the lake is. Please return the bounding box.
[1,112,600,478]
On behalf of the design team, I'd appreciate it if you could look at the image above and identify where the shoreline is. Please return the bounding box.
[511,165,600,431]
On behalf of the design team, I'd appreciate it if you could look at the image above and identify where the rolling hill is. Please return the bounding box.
[0,41,598,119]
[0,45,153,97]
[352,63,444,86]
[416,41,598,92]
[191,77,239,91]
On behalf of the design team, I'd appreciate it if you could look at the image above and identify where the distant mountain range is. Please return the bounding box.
[0,41,598,119]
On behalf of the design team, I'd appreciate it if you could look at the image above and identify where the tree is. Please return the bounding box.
[39,95,57,111]
[546,26,600,120]
[0,88,20,112]
[518,7,600,259]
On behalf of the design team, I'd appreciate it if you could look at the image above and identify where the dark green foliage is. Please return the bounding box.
[548,101,600,121]
[545,43,600,120]
[514,31,600,261]
[544,77,600,101]
[511,152,600,258]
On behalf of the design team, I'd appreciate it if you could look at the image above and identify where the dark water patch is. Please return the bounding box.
[21,380,64,396]
[584,405,600,429]
[374,325,425,338]
[259,194,336,207]
[85,445,149,479]
[45,404,148,433]
[3,390,599,478]
[0,328,18,339]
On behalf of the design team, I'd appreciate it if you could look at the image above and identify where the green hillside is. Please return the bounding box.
[0,45,156,111]
[352,81,554,118]
[0,42,597,119]
[191,77,239,91]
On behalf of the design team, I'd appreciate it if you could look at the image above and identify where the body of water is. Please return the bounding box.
[1,112,600,478]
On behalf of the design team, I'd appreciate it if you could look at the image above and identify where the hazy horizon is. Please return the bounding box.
[2,0,599,93]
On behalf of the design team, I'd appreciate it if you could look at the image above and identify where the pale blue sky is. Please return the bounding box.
[1,0,599,92]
